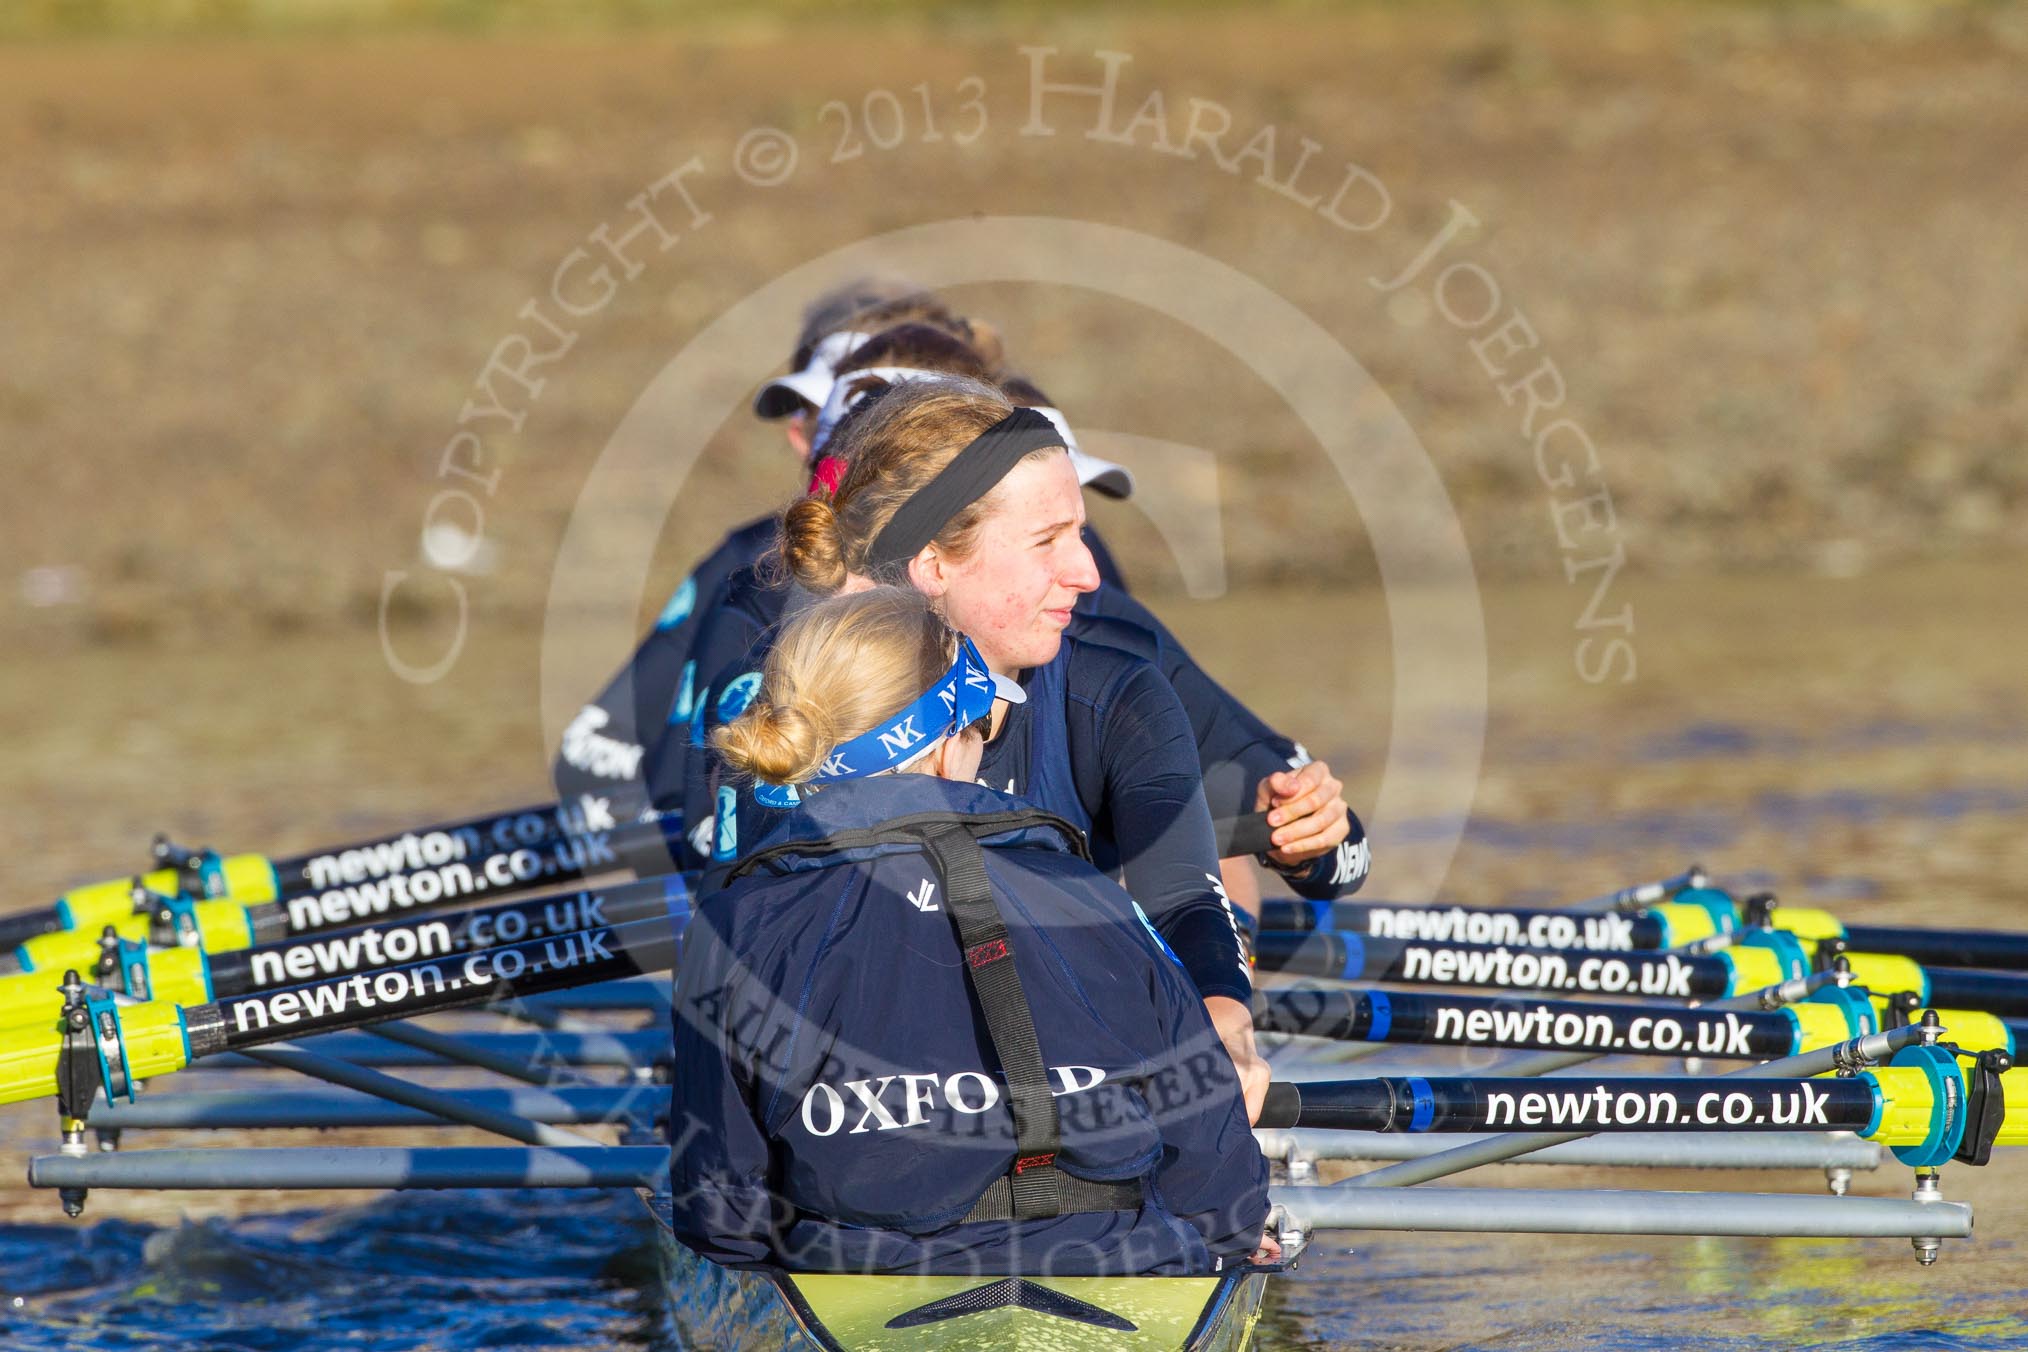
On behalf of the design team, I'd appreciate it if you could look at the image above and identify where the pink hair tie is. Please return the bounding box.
[807,455,847,497]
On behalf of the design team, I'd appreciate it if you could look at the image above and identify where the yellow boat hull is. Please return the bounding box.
[646,1194,1271,1350]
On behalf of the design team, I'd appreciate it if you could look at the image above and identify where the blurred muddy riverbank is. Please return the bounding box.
[5,3,2028,641]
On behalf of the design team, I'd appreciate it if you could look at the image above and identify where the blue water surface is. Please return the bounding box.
[0,1190,662,1351]
[6,1191,2026,1350]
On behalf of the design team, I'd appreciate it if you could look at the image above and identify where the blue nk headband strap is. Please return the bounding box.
[752,637,1022,808]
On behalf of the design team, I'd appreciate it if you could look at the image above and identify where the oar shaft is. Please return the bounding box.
[262,800,607,898]
[1254,987,1805,1059]
[1843,924,2028,973]
[261,816,676,938]
[0,915,685,1110]
[1832,952,2028,1019]
[1261,902,1669,950]
[26,802,680,943]
[1253,931,1744,998]
[186,915,682,1057]
[1281,1037,2028,1178]
[206,876,690,999]
[0,912,61,951]
[0,877,692,1022]
[1924,968,2028,1019]
[1265,894,2028,982]
[40,800,582,935]
[1258,1074,1879,1135]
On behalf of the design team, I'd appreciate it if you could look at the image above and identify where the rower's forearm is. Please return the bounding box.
[1162,908,1253,1004]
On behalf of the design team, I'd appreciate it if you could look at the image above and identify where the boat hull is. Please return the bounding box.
[644,1193,1269,1350]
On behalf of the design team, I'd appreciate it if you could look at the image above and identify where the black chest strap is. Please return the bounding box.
[731,809,1139,1223]
[921,823,1070,1221]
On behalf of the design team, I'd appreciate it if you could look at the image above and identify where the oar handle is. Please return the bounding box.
[1258,1081,1302,1131]
[0,912,61,950]
[1212,812,1276,859]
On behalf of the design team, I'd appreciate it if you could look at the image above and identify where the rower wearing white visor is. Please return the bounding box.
[815,366,1135,504]
[751,328,875,429]
[550,282,1025,833]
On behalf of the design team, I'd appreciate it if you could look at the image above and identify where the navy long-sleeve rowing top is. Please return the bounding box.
[666,775,1270,1276]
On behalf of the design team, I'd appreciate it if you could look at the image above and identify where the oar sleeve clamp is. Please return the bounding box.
[1883,992,1927,1029]
[1741,893,1776,929]
[137,889,203,948]
[91,927,123,988]
[1831,1029,1908,1077]
[53,971,124,1127]
[151,836,228,900]
[1955,1048,2014,1166]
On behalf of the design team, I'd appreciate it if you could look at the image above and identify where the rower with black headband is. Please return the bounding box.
[550,291,1132,835]
[668,376,1368,1120]
[659,353,1368,911]
[668,585,1272,1275]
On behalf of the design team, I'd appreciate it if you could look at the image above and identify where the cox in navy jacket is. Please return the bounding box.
[667,775,1269,1277]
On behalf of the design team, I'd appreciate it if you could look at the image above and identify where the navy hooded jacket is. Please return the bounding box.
[666,775,1269,1277]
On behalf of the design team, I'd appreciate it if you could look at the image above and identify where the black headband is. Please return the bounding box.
[865,407,1066,568]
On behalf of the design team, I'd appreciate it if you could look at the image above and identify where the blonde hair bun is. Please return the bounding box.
[712,588,957,790]
[712,701,832,786]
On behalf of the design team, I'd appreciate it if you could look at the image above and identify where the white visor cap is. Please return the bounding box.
[812,381,1136,502]
[1033,407,1134,500]
[752,330,874,419]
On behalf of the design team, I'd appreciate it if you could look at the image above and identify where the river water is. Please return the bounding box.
[6,1176,2028,1350]
[4,560,2027,1348]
